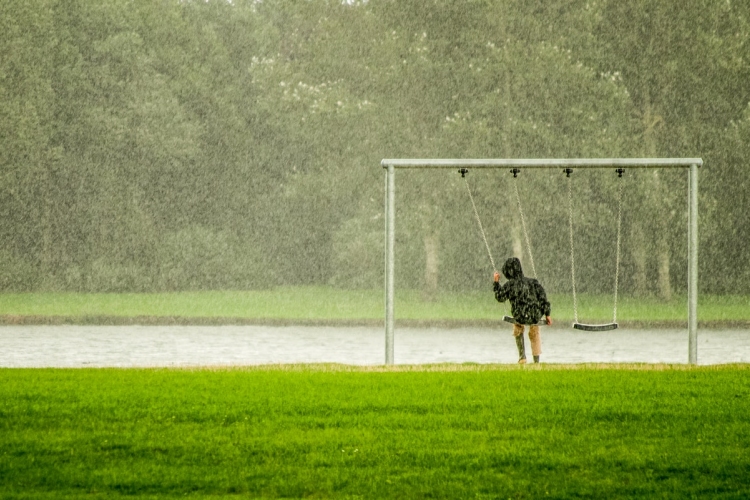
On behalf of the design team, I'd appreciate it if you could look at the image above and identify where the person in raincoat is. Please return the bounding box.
[493,257,552,363]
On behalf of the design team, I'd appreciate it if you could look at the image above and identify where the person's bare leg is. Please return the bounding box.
[528,325,542,363]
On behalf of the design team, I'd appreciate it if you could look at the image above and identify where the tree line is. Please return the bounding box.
[1,0,748,297]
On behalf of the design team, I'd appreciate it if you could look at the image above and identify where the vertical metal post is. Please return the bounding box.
[385,164,395,365]
[688,163,699,364]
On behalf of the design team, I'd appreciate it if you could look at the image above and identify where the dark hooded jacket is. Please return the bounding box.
[493,257,551,325]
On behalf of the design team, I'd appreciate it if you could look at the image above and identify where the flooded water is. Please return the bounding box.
[1,325,748,367]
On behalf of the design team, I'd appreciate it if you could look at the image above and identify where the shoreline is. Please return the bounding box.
[1,314,748,329]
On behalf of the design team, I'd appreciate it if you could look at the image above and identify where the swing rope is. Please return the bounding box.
[513,179,537,279]
[462,175,497,274]
[613,178,623,323]
[567,174,580,324]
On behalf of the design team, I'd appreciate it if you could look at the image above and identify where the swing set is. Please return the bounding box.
[382,158,701,365]
[460,166,623,331]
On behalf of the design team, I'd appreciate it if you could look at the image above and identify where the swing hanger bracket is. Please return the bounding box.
[458,168,469,178]
[563,168,573,177]
[510,168,521,178]
[616,168,625,178]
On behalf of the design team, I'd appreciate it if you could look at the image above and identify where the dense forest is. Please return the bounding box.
[1,0,749,297]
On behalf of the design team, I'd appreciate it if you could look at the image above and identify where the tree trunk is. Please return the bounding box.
[503,69,521,277]
[39,165,56,290]
[422,233,439,302]
[641,88,672,300]
[657,239,672,302]
[631,223,648,297]
[511,223,523,273]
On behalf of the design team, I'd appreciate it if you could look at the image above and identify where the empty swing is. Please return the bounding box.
[459,168,546,327]
[565,168,624,331]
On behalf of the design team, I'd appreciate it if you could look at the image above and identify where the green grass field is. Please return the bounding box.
[2,365,749,499]
[1,288,749,325]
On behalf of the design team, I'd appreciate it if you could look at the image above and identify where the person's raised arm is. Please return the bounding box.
[493,272,508,302]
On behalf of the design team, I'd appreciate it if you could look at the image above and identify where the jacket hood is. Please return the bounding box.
[502,257,524,280]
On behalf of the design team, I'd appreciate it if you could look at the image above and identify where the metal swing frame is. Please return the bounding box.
[382,158,702,365]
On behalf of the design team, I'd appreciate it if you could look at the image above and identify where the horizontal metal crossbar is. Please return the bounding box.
[382,158,702,168]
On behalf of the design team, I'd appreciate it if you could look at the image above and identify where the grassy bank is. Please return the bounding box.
[1,365,749,498]
[1,288,749,325]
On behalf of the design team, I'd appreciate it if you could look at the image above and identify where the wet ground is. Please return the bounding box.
[1,325,748,367]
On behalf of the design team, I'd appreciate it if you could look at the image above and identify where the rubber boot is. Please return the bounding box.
[533,355,540,363]
[515,334,527,364]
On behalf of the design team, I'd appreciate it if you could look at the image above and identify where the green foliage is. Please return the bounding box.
[157,227,275,291]
[84,258,149,293]
[0,251,38,292]
[1,366,750,498]
[329,214,384,289]
[703,103,750,294]
[0,0,748,294]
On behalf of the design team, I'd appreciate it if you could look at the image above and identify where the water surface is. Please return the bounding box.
[2,325,748,367]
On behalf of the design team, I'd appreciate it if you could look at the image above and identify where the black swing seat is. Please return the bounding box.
[573,322,618,332]
[503,315,547,326]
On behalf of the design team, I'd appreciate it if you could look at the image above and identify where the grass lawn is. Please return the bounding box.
[1,287,749,324]
[1,365,749,499]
